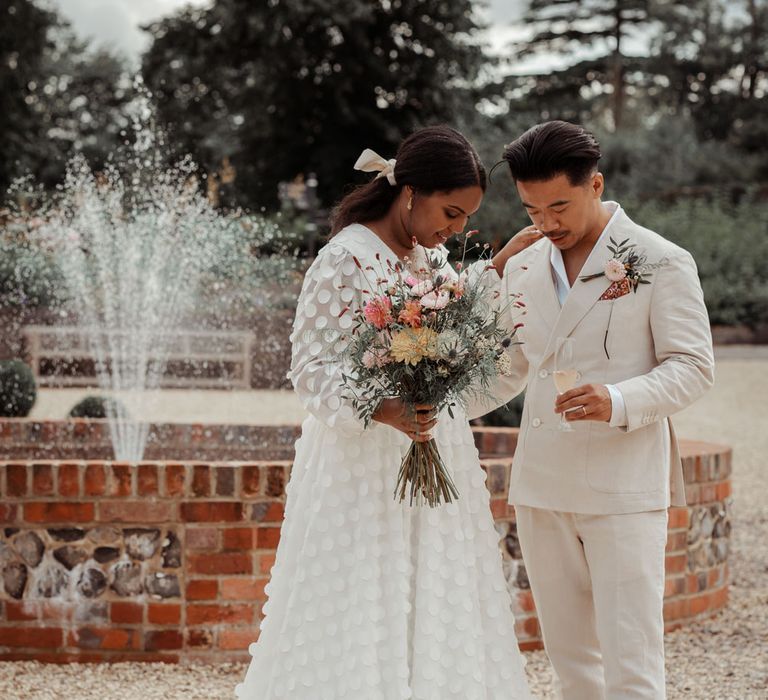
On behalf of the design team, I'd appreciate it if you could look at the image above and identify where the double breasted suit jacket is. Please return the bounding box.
[499,207,715,515]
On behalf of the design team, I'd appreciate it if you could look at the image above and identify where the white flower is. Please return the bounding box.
[604,258,627,282]
[420,290,450,310]
[495,352,513,376]
[437,330,460,356]
[410,279,434,297]
[476,336,495,353]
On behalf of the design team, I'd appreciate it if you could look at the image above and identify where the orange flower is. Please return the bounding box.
[398,300,423,328]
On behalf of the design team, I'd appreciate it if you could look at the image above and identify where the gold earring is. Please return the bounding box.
[407,195,413,211]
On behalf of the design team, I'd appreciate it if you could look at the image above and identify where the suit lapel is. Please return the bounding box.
[540,237,613,364]
[524,241,561,334]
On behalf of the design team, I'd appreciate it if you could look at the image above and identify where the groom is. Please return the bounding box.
[497,121,714,699]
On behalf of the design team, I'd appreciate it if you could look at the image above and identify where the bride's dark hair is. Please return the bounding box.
[329,125,486,235]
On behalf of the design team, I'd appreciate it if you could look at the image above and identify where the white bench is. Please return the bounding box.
[22,325,254,389]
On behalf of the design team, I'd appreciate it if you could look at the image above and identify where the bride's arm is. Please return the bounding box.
[457,243,532,420]
[489,226,543,278]
[288,245,370,435]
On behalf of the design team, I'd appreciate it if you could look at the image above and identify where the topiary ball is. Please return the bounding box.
[0,359,37,417]
[69,395,127,420]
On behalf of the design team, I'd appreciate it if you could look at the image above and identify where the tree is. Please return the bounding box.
[26,31,132,187]
[645,0,768,164]
[502,0,654,130]
[646,1,740,139]
[0,2,131,198]
[140,0,488,210]
[0,0,56,195]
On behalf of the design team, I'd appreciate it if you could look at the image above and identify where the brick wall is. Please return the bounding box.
[0,420,300,461]
[0,425,732,662]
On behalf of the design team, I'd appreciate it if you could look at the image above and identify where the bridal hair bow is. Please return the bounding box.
[354,148,397,186]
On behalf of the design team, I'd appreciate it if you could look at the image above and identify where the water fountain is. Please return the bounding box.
[13,80,296,461]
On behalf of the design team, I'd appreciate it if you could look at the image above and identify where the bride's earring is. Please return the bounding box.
[407,194,413,211]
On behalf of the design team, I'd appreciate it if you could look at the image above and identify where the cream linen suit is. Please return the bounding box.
[497,204,714,699]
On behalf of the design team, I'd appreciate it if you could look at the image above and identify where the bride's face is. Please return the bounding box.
[407,185,484,249]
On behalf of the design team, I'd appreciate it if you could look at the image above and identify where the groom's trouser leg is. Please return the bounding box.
[515,507,606,700]
[577,510,668,700]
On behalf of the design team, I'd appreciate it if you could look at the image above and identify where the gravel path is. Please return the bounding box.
[2,354,766,699]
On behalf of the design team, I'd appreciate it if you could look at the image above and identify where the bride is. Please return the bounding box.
[236,125,541,699]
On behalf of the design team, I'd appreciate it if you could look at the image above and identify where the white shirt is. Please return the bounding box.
[549,202,628,428]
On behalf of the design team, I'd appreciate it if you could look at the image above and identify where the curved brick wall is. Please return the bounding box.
[0,422,731,661]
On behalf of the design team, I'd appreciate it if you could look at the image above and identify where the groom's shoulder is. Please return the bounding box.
[502,237,549,278]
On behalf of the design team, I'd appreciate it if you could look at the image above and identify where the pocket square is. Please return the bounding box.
[599,278,631,301]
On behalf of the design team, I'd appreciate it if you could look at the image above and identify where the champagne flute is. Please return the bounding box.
[553,337,580,432]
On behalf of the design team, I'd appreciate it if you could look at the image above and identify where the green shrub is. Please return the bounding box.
[69,396,127,419]
[472,392,526,428]
[624,196,768,328]
[0,360,37,417]
[0,233,63,308]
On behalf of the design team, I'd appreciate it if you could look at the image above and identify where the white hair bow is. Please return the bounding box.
[354,148,397,186]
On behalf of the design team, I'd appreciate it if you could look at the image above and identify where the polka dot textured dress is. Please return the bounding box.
[235,225,533,700]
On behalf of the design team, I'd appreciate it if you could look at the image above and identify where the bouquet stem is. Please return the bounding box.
[394,438,460,507]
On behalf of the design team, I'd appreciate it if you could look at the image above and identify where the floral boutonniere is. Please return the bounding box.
[580,237,654,300]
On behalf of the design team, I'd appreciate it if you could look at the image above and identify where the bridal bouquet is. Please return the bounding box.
[340,234,524,507]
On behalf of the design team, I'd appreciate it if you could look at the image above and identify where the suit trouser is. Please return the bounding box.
[515,506,668,700]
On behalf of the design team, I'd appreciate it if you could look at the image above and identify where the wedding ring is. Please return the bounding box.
[581,406,587,417]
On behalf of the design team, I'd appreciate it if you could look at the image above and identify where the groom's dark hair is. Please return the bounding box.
[500,120,601,186]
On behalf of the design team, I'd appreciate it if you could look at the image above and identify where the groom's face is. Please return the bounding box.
[516,172,604,251]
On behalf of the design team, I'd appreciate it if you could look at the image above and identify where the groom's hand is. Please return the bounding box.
[554,384,612,422]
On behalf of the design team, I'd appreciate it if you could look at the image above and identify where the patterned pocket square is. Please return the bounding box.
[599,278,631,301]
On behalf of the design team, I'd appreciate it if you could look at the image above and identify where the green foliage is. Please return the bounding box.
[141,0,487,210]
[196,213,308,314]
[598,116,762,196]
[473,392,526,428]
[501,0,654,129]
[624,195,768,327]
[0,0,56,195]
[0,359,37,417]
[0,3,131,198]
[69,395,127,419]
[0,227,64,308]
[645,0,768,149]
[30,40,132,186]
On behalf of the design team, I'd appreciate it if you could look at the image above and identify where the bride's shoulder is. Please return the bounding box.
[305,224,370,282]
[324,223,373,259]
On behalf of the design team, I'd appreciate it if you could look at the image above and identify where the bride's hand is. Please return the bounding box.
[373,399,438,442]
[490,225,544,276]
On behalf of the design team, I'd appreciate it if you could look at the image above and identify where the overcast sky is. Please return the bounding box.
[52,0,531,65]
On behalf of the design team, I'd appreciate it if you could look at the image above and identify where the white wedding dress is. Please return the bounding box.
[236,224,532,700]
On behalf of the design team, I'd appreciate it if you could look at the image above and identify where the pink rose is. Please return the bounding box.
[420,290,450,310]
[604,258,627,282]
